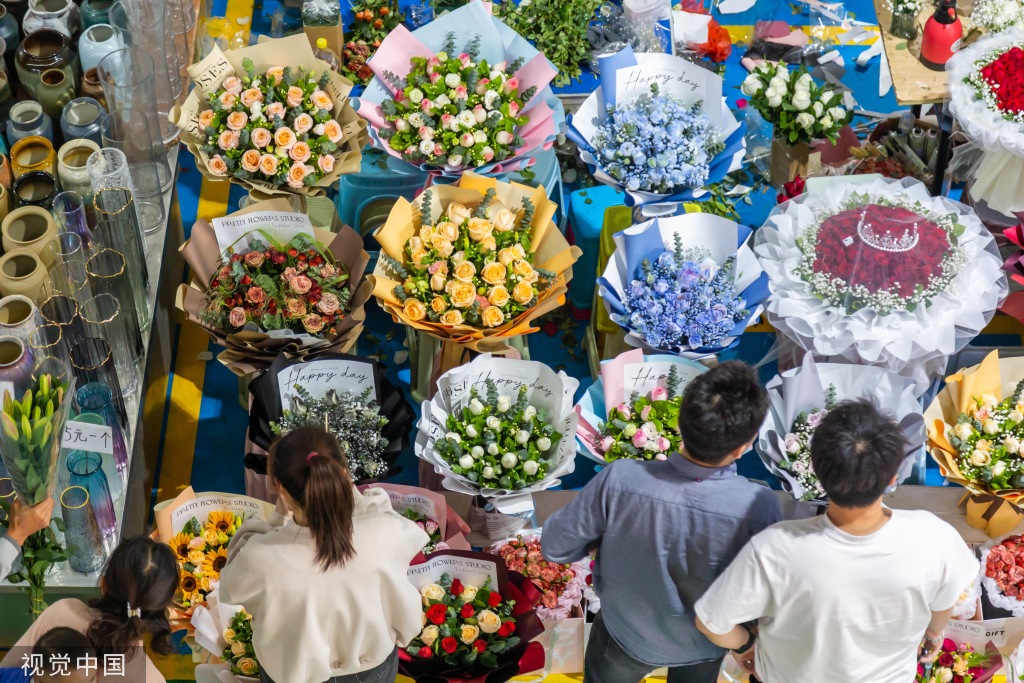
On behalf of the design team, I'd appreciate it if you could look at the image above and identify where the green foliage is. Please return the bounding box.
[493,0,602,87]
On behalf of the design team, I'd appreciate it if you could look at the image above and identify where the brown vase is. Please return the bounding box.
[2,205,56,266]
[0,154,11,189]
[9,135,55,179]
[79,67,104,108]
[15,28,78,101]
[0,249,46,301]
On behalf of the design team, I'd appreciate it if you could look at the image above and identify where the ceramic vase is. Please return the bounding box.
[23,0,80,39]
[36,67,74,120]
[10,135,55,179]
[0,249,46,300]
[57,138,99,199]
[15,28,78,101]
[12,171,57,209]
[6,100,52,144]
[2,205,56,266]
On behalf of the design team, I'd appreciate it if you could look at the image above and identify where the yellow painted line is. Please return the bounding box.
[159,178,232,499]
[723,24,880,45]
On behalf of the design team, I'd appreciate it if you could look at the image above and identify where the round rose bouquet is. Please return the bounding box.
[382,190,557,331]
[202,235,352,337]
[412,574,521,667]
[596,382,682,462]
[490,533,585,621]
[965,43,1024,123]
[945,382,1024,491]
[914,639,996,683]
[403,509,446,554]
[794,197,967,315]
[982,534,1024,615]
[223,609,261,679]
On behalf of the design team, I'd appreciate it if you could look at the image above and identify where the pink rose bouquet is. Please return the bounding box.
[490,533,586,621]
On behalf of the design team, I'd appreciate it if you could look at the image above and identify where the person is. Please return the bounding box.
[1,497,56,580]
[0,536,177,683]
[695,398,981,683]
[218,426,429,683]
[541,361,783,683]
[30,627,98,682]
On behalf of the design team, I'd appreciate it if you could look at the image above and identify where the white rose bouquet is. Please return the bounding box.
[416,354,578,500]
[741,63,851,145]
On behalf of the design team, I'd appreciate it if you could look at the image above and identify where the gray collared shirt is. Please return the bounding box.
[542,454,782,667]
[1,531,19,581]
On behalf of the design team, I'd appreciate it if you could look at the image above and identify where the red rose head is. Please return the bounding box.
[460,603,475,618]
[272,252,286,265]
[938,652,954,667]
[942,638,957,653]
[450,579,464,596]
[417,646,433,659]
[441,637,458,654]
[497,621,516,637]
[426,604,447,625]
[487,592,502,607]
[473,639,487,653]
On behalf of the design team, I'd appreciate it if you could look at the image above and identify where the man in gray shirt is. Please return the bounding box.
[543,361,782,683]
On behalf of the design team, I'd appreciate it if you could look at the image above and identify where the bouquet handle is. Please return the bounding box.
[961,492,1024,537]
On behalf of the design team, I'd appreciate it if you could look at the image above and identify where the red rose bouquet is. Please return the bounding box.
[401,550,544,682]
[966,44,1024,122]
[490,533,586,621]
[915,639,1000,683]
[795,196,966,315]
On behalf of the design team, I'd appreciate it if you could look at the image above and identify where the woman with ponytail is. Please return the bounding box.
[219,426,428,683]
[0,536,177,682]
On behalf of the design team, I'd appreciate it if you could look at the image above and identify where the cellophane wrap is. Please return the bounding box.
[755,176,1007,392]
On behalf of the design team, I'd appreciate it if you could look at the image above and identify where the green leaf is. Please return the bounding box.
[896,41,908,50]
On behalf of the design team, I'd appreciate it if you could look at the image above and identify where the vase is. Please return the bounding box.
[60,485,106,573]
[0,0,27,30]
[12,171,56,209]
[79,0,111,29]
[57,138,98,200]
[0,72,13,123]
[0,335,34,386]
[77,23,119,73]
[60,98,104,146]
[16,29,78,101]
[0,249,44,300]
[23,0,80,39]
[36,67,73,120]
[0,294,41,342]
[75,382,127,484]
[0,6,17,77]
[2,204,56,265]
[890,8,918,40]
[6,100,52,144]
[0,155,10,189]
[66,450,115,540]
[10,135,54,179]
[78,67,105,108]
[0,184,9,224]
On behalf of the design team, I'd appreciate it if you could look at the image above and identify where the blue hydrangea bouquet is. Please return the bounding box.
[598,213,768,358]
[567,47,745,209]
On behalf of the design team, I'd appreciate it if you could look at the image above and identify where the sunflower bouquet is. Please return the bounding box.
[169,511,244,609]
[154,489,275,613]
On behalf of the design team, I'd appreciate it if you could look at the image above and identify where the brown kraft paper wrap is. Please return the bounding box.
[925,350,1024,537]
[168,34,369,198]
[175,198,373,376]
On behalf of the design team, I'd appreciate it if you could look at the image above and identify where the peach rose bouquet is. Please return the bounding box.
[173,34,369,197]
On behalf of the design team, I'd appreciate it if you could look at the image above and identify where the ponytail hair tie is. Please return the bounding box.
[126,603,141,619]
[307,451,319,463]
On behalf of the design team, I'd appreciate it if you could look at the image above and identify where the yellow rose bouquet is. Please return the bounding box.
[171,34,369,197]
[926,350,1024,537]
[372,174,580,356]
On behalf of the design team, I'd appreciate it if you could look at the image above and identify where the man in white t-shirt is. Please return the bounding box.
[694,398,980,683]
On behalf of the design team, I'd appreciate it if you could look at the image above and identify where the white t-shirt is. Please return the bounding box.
[694,509,980,683]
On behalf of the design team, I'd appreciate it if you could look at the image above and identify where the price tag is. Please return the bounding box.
[62,420,114,455]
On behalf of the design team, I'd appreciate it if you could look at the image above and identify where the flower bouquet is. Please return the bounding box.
[372,173,580,357]
[355,2,563,178]
[172,33,368,196]
[755,176,1006,392]
[757,354,924,505]
[190,587,261,681]
[154,488,275,612]
[568,47,744,210]
[246,353,413,483]
[598,212,768,359]
[176,198,373,374]
[401,550,545,681]
[360,483,472,554]
[926,350,1024,536]
[575,348,708,464]
[341,0,404,85]
[914,639,1000,683]
[489,532,586,621]
[971,0,1023,32]
[416,354,578,505]
[949,28,1024,214]
[980,534,1024,616]
[1000,218,1024,323]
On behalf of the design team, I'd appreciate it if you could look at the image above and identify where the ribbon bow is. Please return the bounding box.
[126,603,142,619]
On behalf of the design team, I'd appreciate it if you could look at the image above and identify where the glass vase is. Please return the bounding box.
[66,451,115,541]
[75,382,127,485]
[80,293,140,394]
[69,336,126,429]
[60,485,106,573]
[92,187,150,329]
[890,9,917,40]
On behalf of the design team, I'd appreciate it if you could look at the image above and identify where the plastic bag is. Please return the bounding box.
[302,0,340,26]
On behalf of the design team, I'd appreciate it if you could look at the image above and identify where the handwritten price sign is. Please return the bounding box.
[62,421,114,455]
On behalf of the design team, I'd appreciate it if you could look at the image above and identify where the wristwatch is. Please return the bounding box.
[731,628,757,655]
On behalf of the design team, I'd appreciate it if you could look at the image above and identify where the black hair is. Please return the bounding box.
[34,628,95,674]
[88,536,178,657]
[270,426,355,571]
[678,360,769,464]
[810,398,908,508]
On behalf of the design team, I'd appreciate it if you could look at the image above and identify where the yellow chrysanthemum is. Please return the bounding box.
[170,532,194,562]
[202,547,229,577]
[206,511,235,535]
